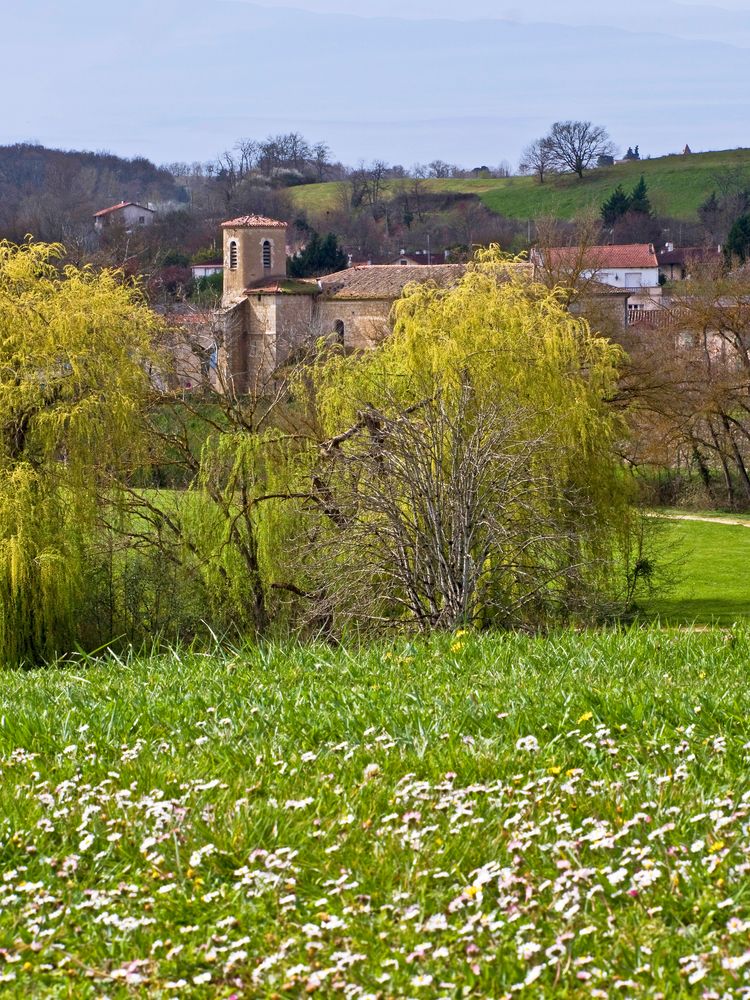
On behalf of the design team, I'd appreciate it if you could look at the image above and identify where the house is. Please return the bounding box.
[93,201,155,232]
[531,243,662,317]
[657,243,722,283]
[191,262,224,281]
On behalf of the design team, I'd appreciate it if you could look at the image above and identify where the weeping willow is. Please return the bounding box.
[295,248,643,629]
[0,241,162,664]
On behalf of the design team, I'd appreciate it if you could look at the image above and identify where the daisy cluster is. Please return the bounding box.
[0,630,747,998]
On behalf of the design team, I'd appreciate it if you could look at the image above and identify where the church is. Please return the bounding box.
[171,215,624,392]
[219,215,470,391]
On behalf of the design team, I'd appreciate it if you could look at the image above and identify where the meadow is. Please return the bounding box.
[2,624,750,997]
[644,515,750,625]
[290,147,750,222]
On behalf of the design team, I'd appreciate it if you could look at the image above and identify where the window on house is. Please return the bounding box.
[262,240,272,269]
[229,240,238,270]
[138,216,146,224]
[334,320,345,345]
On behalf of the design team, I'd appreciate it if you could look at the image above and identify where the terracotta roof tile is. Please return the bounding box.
[94,201,152,218]
[543,243,659,269]
[317,264,467,300]
[221,215,287,229]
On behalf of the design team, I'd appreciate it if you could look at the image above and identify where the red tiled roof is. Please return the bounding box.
[544,244,658,269]
[93,201,152,218]
[221,215,287,229]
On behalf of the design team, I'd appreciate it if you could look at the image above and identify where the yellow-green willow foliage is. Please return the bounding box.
[299,249,641,629]
[0,241,162,663]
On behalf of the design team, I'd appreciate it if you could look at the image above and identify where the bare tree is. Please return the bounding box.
[532,212,609,306]
[519,138,555,184]
[298,383,629,633]
[543,120,616,179]
[311,141,332,181]
[428,159,455,178]
[616,259,750,509]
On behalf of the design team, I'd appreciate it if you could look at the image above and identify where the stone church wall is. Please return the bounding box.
[275,295,315,364]
[313,300,393,351]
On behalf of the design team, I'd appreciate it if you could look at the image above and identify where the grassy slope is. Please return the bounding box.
[644,517,750,624]
[2,630,750,996]
[291,147,750,222]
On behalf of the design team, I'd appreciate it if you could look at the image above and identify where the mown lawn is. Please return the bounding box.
[290,147,750,222]
[644,516,750,624]
[2,629,750,996]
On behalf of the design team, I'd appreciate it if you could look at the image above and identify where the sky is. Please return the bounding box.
[2,0,749,169]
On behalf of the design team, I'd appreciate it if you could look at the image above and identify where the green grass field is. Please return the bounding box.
[3,629,750,997]
[290,147,750,222]
[643,516,750,624]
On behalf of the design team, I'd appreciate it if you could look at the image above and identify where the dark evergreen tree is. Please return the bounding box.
[629,175,652,216]
[288,231,348,278]
[699,191,719,222]
[725,214,750,264]
[601,185,631,225]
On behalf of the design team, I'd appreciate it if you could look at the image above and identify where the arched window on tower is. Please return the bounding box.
[262,240,272,270]
[334,319,345,346]
[229,240,238,270]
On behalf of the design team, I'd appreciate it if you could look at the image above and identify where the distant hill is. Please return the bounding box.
[0,144,185,242]
[290,148,750,223]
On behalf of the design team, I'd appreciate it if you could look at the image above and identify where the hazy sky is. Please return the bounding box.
[2,0,749,168]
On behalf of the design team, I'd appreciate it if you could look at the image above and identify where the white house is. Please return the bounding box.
[191,263,224,280]
[532,243,662,314]
[93,201,155,232]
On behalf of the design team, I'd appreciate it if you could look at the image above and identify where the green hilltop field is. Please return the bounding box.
[290,147,750,222]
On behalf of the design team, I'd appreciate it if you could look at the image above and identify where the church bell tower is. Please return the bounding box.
[221,215,288,306]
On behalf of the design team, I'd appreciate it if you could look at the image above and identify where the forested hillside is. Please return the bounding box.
[0,143,185,243]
